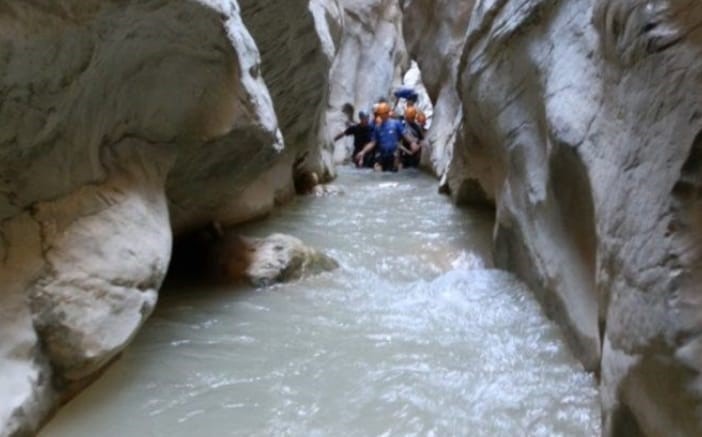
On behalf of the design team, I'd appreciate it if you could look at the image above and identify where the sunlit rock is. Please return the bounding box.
[405,0,702,434]
[240,0,344,183]
[0,0,281,433]
[213,233,339,287]
[402,0,474,184]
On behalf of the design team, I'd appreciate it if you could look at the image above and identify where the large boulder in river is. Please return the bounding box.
[210,233,339,287]
[244,234,339,287]
[405,0,702,434]
[0,0,340,434]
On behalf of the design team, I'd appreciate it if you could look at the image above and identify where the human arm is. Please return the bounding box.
[398,143,413,155]
[334,126,353,142]
[355,141,376,165]
[402,132,419,153]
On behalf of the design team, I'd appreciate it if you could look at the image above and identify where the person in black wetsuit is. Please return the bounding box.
[334,110,376,168]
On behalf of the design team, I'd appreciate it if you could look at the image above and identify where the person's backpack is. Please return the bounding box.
[394,87,418,102]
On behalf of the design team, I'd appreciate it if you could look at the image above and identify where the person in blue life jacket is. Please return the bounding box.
[334,110,375,168]
[355,102,418,172]
[399,106,424,169]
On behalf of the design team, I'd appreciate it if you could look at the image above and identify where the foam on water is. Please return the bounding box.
[42,168,600,436]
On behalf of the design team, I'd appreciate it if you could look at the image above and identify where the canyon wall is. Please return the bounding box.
[0,0,342,434]
[326,0,409,162]
[404,0,702,434]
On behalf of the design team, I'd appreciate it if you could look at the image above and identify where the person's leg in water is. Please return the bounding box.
[363,151,376,168]
[401,150,420,168]
[376,153,397,172]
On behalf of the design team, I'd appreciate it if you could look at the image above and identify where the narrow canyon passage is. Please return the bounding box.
[42,168,600,436]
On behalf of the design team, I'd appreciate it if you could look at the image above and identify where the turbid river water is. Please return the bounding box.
[42,168,600,436]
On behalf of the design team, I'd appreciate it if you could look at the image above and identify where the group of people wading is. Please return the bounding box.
[334,89,428,172]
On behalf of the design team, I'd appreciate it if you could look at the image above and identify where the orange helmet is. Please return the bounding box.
[416,111,427,126]
[376,102,391,116]
[404,106,417,121]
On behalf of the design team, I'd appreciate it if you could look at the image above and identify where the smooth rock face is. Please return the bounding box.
[401,0,474,182]
[0,0,341,434]
[244,233,339,287]
[327,0,409,163]
[208,232,338,286]
[7,0,701,436]
[406,0,702,434]
[240,0,343,182]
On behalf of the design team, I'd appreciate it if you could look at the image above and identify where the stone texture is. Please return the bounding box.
[0,0,341,434]
[202,230,338,286]
[240,0,343,182]
[7,0,702,435]
[326,0,409,163]
[401,0,474,182]
[403,0,702,434]
[242,233,339,287]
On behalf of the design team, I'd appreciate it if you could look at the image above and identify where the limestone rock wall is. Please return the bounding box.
[401,0,474,182]
[0,0,340,434]
[405,0,702,434]
[326,0,409,163]
[240,0,343,181]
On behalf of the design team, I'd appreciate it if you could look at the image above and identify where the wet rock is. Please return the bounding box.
[402,0,474,182]
[294,171,321,195]
[405,0,702,434]
[247,234,339,287]
[327,0,409,163]
[240,0,344,183]
[0,0,296,433]
[213,233,339,287]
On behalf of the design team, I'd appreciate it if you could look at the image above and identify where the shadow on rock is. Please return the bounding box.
[168,223,338,287]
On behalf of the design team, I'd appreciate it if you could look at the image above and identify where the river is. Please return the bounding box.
[42,167,600,436]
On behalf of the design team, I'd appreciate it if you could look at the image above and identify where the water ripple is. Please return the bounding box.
[42,167,599,437]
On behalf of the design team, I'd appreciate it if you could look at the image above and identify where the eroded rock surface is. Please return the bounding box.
[7,0,702,434]
[327,0,409,163]
[405,0,702,434]
[402,0,474,184]
[243,233,339,287]
[0,0,340,434]
[240,0,343,183]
